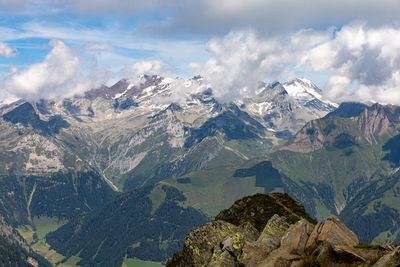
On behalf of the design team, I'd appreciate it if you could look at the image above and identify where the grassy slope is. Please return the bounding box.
[33,216,67,240]
[17,216,76,266]
[163,167,264,218]
[123,258,163,267]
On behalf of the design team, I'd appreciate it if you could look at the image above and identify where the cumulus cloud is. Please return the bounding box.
[301,22,400,104]
[189,22,400,105]
[122,59,171,87]
[3,39,110,100]
[0,42,17,57]
[123,60,166,78]
[189,29,330,101]
[84,42,113,51]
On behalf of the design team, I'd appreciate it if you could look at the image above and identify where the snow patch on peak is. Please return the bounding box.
[283,78,338,108]
[160,77,174,85]
[297,77,314,87]
[283,78,322,100]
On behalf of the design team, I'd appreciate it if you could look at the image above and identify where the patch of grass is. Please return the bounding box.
[60,255,82,266]
[354,244,380,249]
[33,216,67,240]
[368,254,384,267]
[148,186,166,214]
[215,193,315,232]
[167,167,264,218]
[17,225,36,244]
[123,258,163,267]
[31,240,65,266]
[300,256,329,267]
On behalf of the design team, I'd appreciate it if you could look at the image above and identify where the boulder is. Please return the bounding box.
[255,249,302,267]
[242,214,291,266]
[333,245,365,262]
[304,215,364,263]
[239,221,260,241]
[166,220,240,266]
[208,250,238,267]
[254,218,314,267]
[373,245,400,267]
[166,219,260,266]
[280,219,314,255]
[305,215,358,253]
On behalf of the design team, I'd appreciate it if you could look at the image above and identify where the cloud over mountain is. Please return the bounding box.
[1,1,400,105]
[189,22,400,105]
[3,40,110,100]
[302,22,400,104]
[189,29,329,102]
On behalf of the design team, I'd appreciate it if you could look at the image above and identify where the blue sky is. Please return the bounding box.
[1,0,400,104]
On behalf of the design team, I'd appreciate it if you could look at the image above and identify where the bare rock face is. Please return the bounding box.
[305,215,364,263]
[166,220,260,267]
[373,245,400,267]
[169,220,239,266]
[305,215,359,252]
[280,219,314,255]
[253,218,314,267]
[242,214,291,267]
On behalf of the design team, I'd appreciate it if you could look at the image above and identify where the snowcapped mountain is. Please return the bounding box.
[0,75,336,219]
[0,74,338,263]
[283,78,338,108]
[237,78,336,136]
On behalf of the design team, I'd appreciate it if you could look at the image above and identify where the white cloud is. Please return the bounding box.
[189,29,330,102]
[123,59,171,88]
[3,39,110,100]
[301,22,400,104]
[124,60,166,78]
[189,22,400,105]
[0,42,17,57]
[84,42,113,51]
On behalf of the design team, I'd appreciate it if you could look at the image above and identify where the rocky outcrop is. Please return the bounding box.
[167,193,394,267]
[241,214,291,266]
[166,220,258,266]
[304,214,361,261]
[373,245,400,267]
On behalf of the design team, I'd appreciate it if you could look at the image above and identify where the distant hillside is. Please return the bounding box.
[165,102,400,245]
[0,214,51,267]
[46,185,208,266]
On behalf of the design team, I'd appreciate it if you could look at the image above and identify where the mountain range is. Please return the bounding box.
[2,75,399,266]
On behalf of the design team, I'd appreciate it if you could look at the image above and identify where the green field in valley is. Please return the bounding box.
[123,258,164,267]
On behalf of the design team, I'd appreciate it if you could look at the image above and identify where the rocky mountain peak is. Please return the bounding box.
[280,102,400,153]
[352,103,400,137]
[283,78,321,98]
[256,81,288,99]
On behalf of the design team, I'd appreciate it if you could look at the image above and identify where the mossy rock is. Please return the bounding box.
[215,193,316,232]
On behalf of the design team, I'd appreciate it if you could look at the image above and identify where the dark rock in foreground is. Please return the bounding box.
[167,193,399,267]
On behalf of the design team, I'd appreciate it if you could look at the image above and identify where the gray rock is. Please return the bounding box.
[373,246,400,267]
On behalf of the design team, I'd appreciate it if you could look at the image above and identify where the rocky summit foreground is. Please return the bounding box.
[166,193,400,267]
